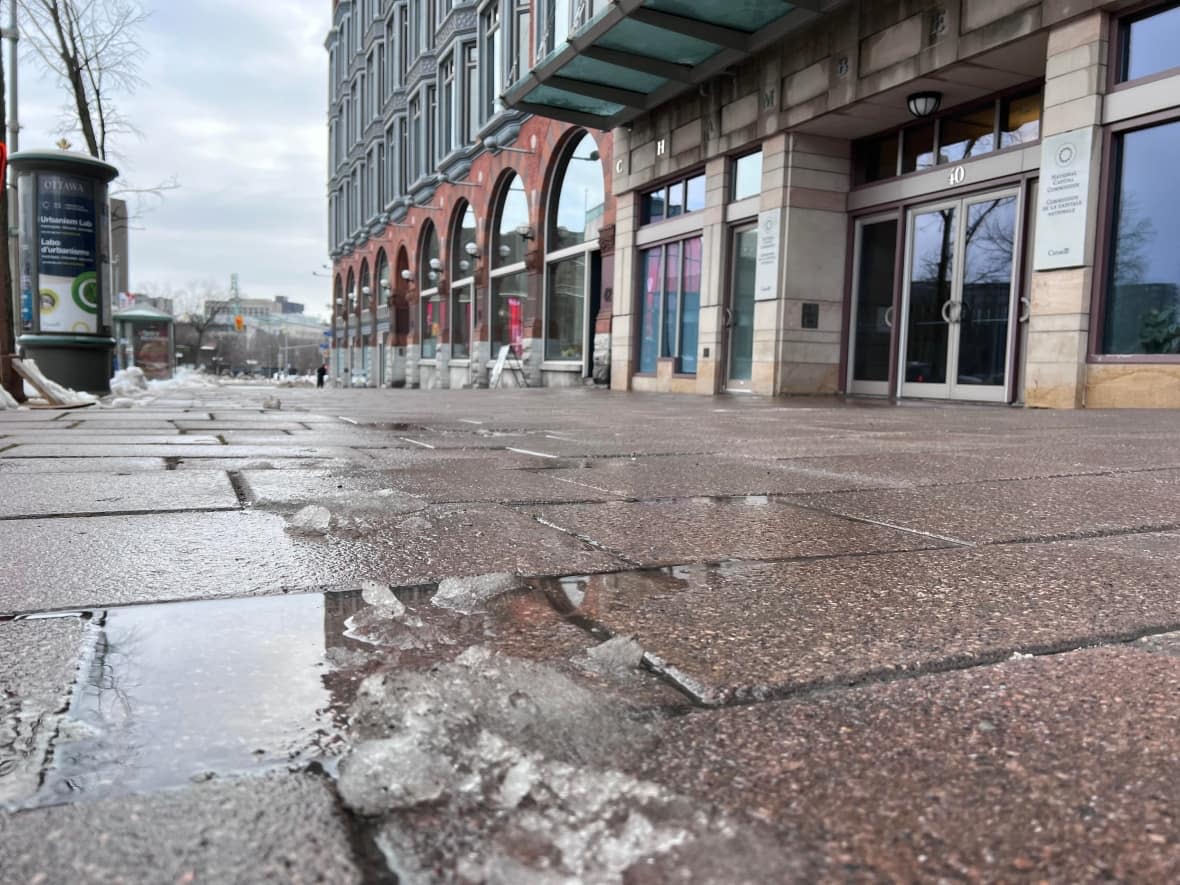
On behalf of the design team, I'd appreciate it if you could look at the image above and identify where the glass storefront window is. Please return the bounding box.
[1000,91,1041,148]
[685,174,706,212]
[641,172,707,225]
[901,122,936,173]
[1103,120,1180,355]
[854,133,899,185]
[939,106,996,163]
[451,285,471,358]
[545,255,585,361]
[662,241,680,359]
[495,175,530,268]
[550,133,604,251]
[732,151,763,200]
[855,88,1043,184]
[637,236,702,375]
[491,270,528,356]
[678,237,701,374]
[1121,3,1180,83]
[667,181,685,218]
[639,249,661,373]
[451,203,477,278]
[421,295,442,359]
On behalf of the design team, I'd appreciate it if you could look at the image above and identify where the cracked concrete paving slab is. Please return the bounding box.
[0,470,239,518]
[0,457,169,473]
[0,443,368,460]
[369,460,629,504]
[0,434,219,446]
[0,774,363,884]
[0,505,626,615]
[639,646,1180,883]
[789,469,1180,544]
[522,497,954,566]
[532,532,1180,704]
[0,617,86,808]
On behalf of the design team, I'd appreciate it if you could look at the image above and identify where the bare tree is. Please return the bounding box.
[20,0,147,161]
[170,280,230,360]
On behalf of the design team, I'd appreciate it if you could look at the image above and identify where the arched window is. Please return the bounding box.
[345,269,356,311]
[374,249,390,350]
[449,202,477,359]
[333,275,343,316]
[490,172,530,356]
[419,222,442,359]
[549,132,604,251]
[544,132,604,364]
[374,250,389,300]
[357,260,372,369]
[495,174,530,268]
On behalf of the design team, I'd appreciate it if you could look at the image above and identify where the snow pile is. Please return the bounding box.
[19,359,97,406]
[102,366,223,407]
[262,395,282,410]
[109,366,149,397]
[337,646,808,882]
[0,386,19,410]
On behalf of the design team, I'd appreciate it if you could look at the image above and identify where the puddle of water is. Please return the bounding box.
[36,593,370,807]
[30,581,574,809]
[363,422,428,432]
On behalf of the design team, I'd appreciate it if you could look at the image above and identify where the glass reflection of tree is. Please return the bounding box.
[1108,193,1177,353]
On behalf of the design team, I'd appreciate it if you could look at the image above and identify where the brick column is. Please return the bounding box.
[1025,12,1108,409]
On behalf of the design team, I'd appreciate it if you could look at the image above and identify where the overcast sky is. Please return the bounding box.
[19,0,332,319]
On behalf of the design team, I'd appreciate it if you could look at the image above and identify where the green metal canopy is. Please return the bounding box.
[502,0,832,130]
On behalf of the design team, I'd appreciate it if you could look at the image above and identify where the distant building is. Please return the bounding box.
[274,295,305,315]
[126,293,175,316]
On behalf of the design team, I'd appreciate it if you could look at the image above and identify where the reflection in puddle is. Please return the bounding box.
[33,582,575,808]
[38,593,379,807]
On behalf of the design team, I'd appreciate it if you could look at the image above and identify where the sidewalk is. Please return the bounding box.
[2,385,1180,882]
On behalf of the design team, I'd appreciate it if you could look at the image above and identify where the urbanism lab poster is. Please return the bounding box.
[38,173,100,333]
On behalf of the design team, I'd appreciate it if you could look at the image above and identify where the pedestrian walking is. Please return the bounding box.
[316,363,327,389]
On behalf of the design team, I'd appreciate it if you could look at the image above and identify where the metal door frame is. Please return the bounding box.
[897,186,1022,402]
[847,211,900,396]
[723,222,758,392]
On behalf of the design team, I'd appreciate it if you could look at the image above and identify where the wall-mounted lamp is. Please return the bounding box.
[400,269,413,281]
[427,270,441,284]
[429,257,442,271]
[906,91,942,118]
[464,242,480,257]
[498,244,512,259]
[379,276,391,290]
[361,285,371,296]
[515,224,534,240]
[458,259,472,273]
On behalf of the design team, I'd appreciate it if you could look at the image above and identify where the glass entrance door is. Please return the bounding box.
[899,189,1021,402]
[848,215,899,395]
[725,225,758,391]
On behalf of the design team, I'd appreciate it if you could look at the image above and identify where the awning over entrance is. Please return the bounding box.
[502,0,834,130]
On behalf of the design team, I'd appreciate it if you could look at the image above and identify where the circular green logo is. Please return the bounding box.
[72,272,99,314]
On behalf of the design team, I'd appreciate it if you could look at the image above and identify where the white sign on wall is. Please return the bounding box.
[1033,129,1094,271]
[754,208,782,301]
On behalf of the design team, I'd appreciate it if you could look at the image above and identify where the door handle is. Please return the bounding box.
[941,300,954,323]
[724,307,735,329]
[1018,296,1031,324]
[941,300,964,324]
[884,306,894,329]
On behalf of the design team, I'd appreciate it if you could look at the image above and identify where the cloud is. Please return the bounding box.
[18,0,332,318]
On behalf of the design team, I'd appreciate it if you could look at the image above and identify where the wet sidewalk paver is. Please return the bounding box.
[640,645,1180,883]
[4,385,1180,881]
